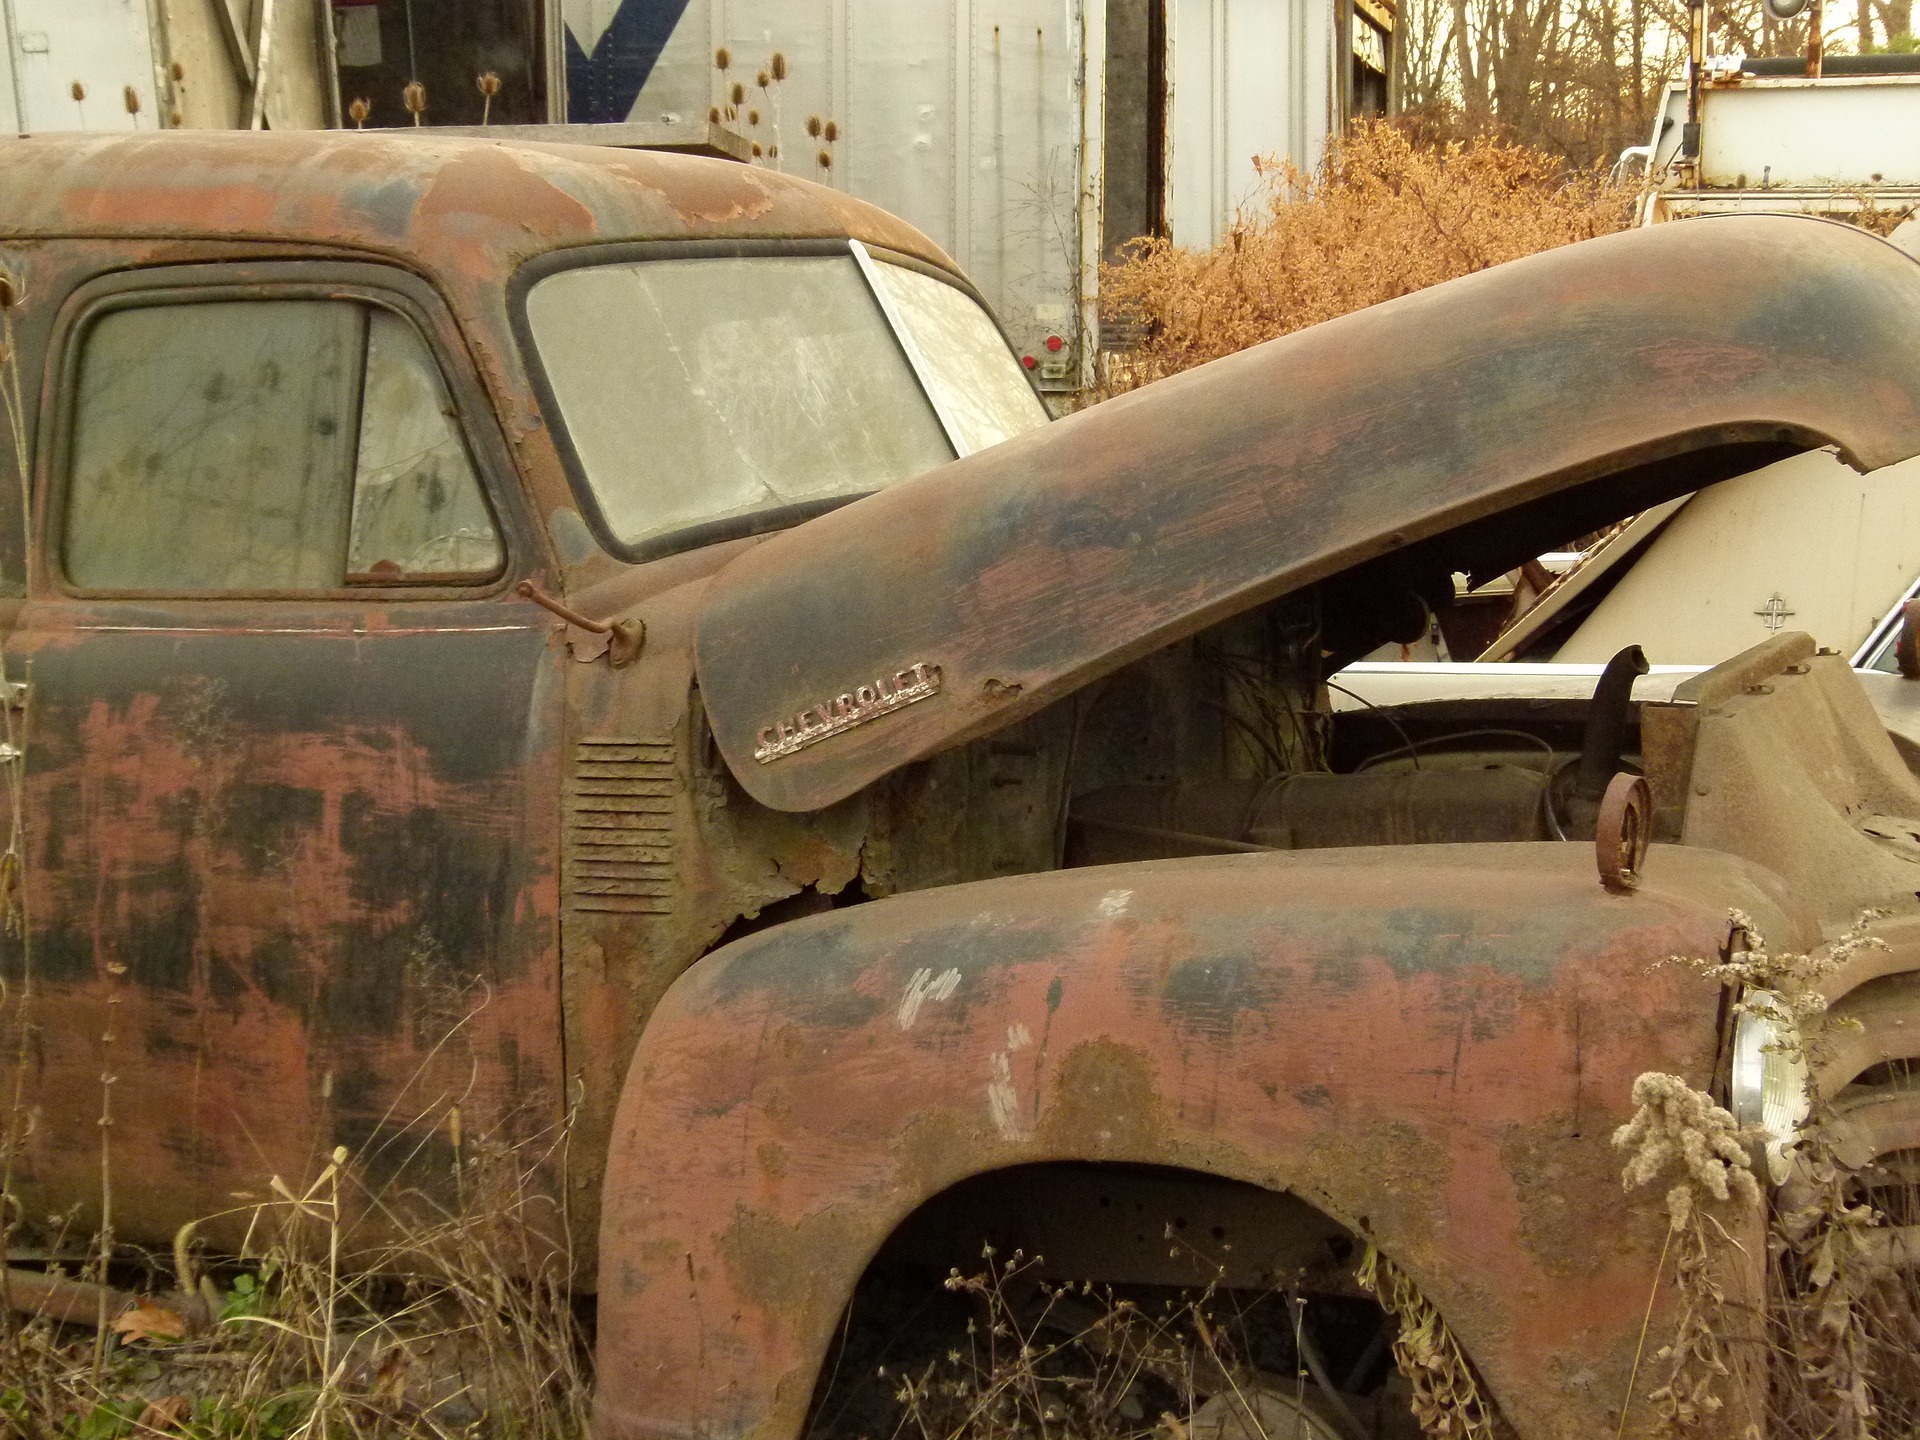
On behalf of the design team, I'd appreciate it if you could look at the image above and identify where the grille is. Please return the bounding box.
[567,737,675,915]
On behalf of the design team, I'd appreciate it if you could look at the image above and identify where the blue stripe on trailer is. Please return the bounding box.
[563,0,693,123]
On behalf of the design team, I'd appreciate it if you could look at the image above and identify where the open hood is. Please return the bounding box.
[695,215,1920,812]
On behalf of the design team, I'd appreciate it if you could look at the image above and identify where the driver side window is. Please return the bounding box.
[63,297,501,592]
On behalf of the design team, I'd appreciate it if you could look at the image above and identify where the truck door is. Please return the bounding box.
[8,257,564,1246]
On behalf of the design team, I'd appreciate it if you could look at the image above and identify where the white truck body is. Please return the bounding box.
[1470,64,1920,673]
[1644,63,1920,220]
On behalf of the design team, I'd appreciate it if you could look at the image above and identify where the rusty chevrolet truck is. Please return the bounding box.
[3,132,1920,1438]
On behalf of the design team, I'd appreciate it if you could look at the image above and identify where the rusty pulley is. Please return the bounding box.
[1596,772,1651,892]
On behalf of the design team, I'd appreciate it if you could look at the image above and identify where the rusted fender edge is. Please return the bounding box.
[592,842,1807,1440]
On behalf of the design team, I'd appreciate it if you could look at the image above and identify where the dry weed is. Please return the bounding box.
[1354,1245,1495,1440]
[0,1112,589,1439]
[1095,120,1633,396]
[1628,910,1920,1438]
[882,1250,1214,1440]
[1616,1073,1761,1233]
[886,1252,1335,1440]
[845,1243,1462,1440]
[1613,1072,1761,1434]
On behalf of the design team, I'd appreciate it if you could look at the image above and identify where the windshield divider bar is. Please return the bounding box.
[849,238,969,459]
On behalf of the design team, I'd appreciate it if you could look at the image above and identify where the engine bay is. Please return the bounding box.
[834,587,1662,906]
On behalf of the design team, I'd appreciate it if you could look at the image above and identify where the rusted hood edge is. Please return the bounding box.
[695,215,1920,812]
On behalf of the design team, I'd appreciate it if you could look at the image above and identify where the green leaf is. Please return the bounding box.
[74,1397,141,1440]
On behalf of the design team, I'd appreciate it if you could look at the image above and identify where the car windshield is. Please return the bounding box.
[524,251,1048,554]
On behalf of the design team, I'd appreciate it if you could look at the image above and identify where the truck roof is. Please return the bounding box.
[0,129,957,277]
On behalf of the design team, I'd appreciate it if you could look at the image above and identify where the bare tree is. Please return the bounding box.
[1395,0,1817,167]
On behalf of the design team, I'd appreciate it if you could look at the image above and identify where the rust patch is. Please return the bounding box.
[1498,1119,1621,1280]
[1037,1038,1167,1156]
[1298,1117,1450,1245]
[650,158,778,226]
[716,1202,871,1325]
[414,145,601,249]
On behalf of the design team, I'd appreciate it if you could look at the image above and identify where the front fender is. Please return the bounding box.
[592,843,1805,1440]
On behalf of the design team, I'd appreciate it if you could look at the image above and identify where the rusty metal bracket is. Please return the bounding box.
[1896,599,1920,678]
[516,580,644,668]
[1596,773,1652,892]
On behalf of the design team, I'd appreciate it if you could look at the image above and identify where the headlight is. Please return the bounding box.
[1729,993,1808,1183]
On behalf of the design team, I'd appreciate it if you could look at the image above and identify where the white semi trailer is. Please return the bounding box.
[554,0,1395,389]
[0,0,1396,397]
[0,0,340,132]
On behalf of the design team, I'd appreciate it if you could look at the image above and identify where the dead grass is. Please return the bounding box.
[0,1114,590,1439]
[1096,120,1634,397]
[826,1245,1441,1440]
[886,1255,1347,1440]
[1629,912,1920,1438]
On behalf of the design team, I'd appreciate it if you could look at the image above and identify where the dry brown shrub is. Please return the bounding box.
[823,1243,1469,1440]
[1096,120,1634,396]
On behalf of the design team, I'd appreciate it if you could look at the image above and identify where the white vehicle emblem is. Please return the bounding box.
[1755,594,1796,631]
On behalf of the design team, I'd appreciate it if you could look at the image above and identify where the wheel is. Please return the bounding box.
[1190,1382,1347,1440]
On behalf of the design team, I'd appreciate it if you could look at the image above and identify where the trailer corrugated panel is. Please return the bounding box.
[568,0,1086,383]
[0,0,165,132]
[560,0,1355,391]
[1168,0,1337,248]
[0,0,331,133]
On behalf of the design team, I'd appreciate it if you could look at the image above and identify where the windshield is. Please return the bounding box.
[524,251,1047,555]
